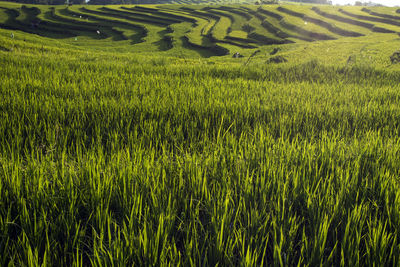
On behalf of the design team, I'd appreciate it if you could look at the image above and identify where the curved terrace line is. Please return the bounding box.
[361,8,400,21]
[338,9,399,32]
[312,7,394,34]
[277,6,363,37]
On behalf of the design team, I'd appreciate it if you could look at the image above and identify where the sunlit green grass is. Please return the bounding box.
[2,3,400,265]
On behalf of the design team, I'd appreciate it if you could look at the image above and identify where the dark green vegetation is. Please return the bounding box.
[2,2,400,266]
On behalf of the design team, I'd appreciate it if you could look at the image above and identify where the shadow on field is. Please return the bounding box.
[180,36,217,58]
[0,7,75,39]
[153,29,173,51]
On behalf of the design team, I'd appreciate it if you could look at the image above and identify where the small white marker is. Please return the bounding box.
[97,30,100,34]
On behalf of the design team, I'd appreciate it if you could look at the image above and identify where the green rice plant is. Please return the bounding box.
[2,4,400,266]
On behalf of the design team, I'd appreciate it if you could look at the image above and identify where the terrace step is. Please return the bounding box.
[312,7,395,34]
[101,7,182,25]
[361,8,400,21]
[258,7,317,42]
[277,6,363,37]
[79,7,170,27]
[121,6,196,23]
[338,9,399,32]
[0,7,77,38]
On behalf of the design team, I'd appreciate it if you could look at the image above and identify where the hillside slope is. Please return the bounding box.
[1,2,400,58]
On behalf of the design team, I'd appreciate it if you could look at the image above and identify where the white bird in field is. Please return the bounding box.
[97,30,100,34]
[11,33,14,38]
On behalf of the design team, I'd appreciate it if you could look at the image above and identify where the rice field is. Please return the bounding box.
[1,1,400,266]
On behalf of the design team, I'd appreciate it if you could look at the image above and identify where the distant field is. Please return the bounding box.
[1,2,400,59]
[1,1,400,266]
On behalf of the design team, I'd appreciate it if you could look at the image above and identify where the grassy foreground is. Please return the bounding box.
[1,8,400,265]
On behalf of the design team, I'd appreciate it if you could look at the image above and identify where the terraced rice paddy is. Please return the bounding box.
[1,2,400,56]
[2,1,400,266]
